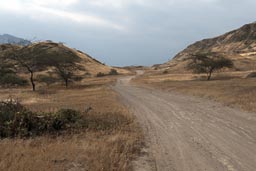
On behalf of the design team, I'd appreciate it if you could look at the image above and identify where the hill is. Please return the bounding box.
[0,34,31,46]
[0,42,129,76]
[157,22,256,72]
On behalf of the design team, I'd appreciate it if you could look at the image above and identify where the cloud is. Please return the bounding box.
[0,0,255,66]
[0,0,125,31]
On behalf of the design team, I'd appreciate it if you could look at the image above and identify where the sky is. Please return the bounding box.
[0,0,255,66]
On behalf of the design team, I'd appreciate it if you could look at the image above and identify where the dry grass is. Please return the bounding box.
[136,72,256,112]
[0,76,143,171]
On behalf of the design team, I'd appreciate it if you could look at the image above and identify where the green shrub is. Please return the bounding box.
[0,100,84,138]
[109,69,118,75]
[53,109,82,130]
[0,74,28,86]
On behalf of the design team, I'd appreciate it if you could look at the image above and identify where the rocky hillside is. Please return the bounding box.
[0,34,31,46]
[0,42,129,76]
[158,22,256,72]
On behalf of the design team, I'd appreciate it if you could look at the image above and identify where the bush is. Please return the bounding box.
[0,74,28,86]
[0,100,131,138]
[96,72,105,77]
[109,69,118,75]
[246,72,256,78]
[53,109,82,130]
[0,100,84,138]
[163,70,168,74]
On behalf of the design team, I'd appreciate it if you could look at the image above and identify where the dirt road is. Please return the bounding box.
[113,76,256,171]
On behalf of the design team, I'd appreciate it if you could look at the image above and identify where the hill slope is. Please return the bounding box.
[0,42,129,76]
[158,22,256,72]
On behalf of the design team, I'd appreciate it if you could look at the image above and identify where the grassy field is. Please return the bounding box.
[135,72,256,113]
[0,76,143,171]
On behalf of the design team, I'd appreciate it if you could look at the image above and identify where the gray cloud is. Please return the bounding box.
[0,0,255,66]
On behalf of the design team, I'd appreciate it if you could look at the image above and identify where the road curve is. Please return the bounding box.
[113,76,256,171]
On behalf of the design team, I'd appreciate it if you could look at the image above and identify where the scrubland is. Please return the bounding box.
[0,76,143,171]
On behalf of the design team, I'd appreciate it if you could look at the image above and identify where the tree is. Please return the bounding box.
[49,53,84,88]
[3,44,53,91]
[188,52,234,80]
[109,69,118,75]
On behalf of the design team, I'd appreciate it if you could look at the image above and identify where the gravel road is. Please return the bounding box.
[113,76,256,171]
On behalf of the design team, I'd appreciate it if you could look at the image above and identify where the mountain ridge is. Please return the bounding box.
[0,34,31,46]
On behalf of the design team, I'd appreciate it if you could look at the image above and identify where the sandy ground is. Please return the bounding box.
[113,75,256,171]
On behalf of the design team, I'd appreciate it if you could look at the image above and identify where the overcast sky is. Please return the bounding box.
[0,0,255,66]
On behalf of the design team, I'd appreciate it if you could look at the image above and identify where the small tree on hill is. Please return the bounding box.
[188,52,234,80]
[54,63,82,88]
[49,53,84,88]
[3,45,52,91]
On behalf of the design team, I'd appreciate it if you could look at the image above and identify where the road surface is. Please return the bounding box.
[113,75,256,171]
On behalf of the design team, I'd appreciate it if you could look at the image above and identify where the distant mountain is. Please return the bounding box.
[0,34,31,46]
[157,22,256,72]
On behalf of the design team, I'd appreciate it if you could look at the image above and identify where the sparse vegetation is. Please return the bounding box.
[97,69,119,77]
[0,99,85,138]
[96,72,106,77]
[246,72,256,78]
[188,52,234,80]
[109,69,118,75]
[163,70,168,74]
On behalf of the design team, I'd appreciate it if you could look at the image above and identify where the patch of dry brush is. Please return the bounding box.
[0,80,143,171]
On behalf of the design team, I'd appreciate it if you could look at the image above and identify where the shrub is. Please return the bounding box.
[0,100,132,138]
[0,74,28,86]
[96,72,105,77]
[0,100,84,138]
[246,72,256,78]
[53,109,82,130]
[163,70,168,74]
[109,69,118,75]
